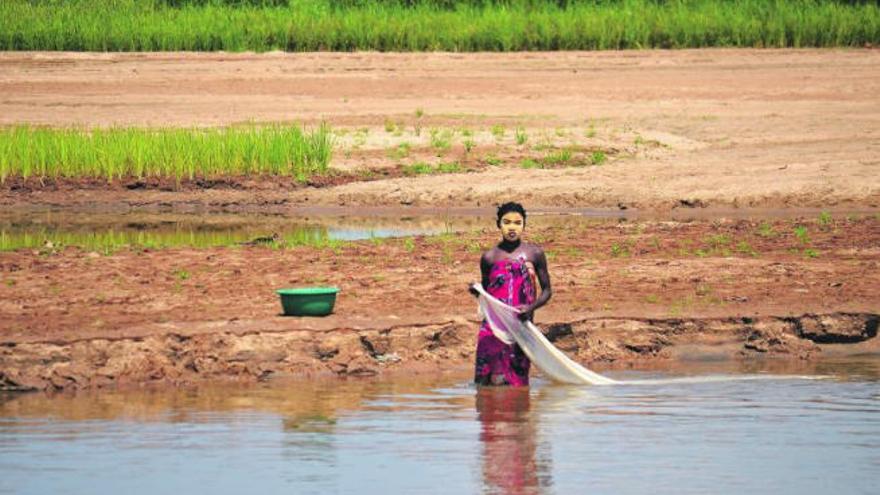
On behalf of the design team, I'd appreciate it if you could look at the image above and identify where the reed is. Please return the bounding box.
[1,1,877,52]
[0,124,334,182]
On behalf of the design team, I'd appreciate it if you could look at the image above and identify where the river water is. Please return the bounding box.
[1,358,877,495]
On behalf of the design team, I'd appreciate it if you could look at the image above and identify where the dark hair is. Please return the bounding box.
[496,202,527,228]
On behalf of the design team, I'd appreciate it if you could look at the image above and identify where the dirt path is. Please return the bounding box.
[2,49,879,211]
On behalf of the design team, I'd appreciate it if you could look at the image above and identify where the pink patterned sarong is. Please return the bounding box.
[474,258,535,387]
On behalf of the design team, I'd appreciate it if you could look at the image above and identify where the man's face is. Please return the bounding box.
[499,212,525,242]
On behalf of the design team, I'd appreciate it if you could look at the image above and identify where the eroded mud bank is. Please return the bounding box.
[2,312,876,392]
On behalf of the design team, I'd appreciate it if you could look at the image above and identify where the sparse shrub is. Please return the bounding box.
[794,225,810,245]
[436,162,462,173]
[542,149,572,166]
[485,156,502,166]
[818,210,832,229]
[757,221,777,238]
[610,242,629,257]
[403,162,433,176]
[736,241,757,257]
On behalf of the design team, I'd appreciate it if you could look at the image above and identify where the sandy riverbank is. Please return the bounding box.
[2,217,877,391]
[1,49,879,391]
[1,49,879,212]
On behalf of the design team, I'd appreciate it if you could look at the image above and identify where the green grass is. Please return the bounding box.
[610,242,630,258]
[1,1,877,52]
[793,225,811,245]
[0,124,334,183]
[387,142,412,159]
[757,221,778,238]
[542,149,573,166]
[429,128,453,153]
[402,161,462,176]
[0,225,338,252]
[402,162,435,175]
[818,210,833,229]
[515,127,528,146]
[436,161,463,173]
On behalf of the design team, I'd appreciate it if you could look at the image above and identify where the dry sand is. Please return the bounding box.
[1,49,879,211]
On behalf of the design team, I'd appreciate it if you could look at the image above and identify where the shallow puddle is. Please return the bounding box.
[1,358,878,494]
[0,209,628,251]
[0,211,482,251]
[4,206,875,251]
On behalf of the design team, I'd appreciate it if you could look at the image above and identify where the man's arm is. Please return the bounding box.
[520,247,552,320]
[470,250,494,297]
[480,251,493,290]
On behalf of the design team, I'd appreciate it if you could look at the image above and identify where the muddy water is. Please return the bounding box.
[1,358,877,495]
[0,211,484,250]
[7,206,870,251]
[0,210,630,251]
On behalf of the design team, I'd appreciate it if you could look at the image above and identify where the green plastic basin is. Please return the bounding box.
[276,287,339,317]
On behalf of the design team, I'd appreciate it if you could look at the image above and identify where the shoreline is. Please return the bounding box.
[2,311,877,392]
[1,48,878,392]
[2,217,877,392]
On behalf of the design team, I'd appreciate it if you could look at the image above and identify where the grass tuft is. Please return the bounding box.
[0,124,334,183]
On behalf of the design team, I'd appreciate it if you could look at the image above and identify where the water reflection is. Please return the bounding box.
[476,387,553,495]
[0,210,624,251]
[0,211,483,250]
[0,360,878,494]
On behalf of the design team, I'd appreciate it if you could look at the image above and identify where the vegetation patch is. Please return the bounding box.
[0,225,339,253]
[3,0,877,52]
[402,161,463,176]
[0,124,333,183]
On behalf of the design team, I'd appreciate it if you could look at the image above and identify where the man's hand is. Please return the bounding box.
[468,284,480,298]
[516,305,534,321]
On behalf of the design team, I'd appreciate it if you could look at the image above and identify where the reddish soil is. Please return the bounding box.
[2,216,878,390]
[1,49,879,390]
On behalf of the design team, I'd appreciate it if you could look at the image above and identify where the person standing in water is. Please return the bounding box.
[471,202,552,387]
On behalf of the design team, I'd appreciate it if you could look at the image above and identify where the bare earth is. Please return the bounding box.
[1,49,879,211]
[1,49,879,390]
[1,217,878,390]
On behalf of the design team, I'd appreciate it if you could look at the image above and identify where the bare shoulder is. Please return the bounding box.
[523,242,546,259]
[481,247,499,265]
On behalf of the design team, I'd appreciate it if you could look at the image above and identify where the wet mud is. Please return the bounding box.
[1,311,877,392]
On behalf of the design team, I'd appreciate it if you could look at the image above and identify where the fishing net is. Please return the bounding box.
[473,284,617,386]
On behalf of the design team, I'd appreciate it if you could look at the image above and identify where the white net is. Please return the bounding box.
[473,284,617,386]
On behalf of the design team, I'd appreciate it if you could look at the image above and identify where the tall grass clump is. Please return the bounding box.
[0,1,877,52]
[0,124,334,183]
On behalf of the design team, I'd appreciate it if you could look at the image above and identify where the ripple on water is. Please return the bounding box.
[0,360,878,495]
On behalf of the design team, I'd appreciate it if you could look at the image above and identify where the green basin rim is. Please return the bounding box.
[276,287,339,296]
